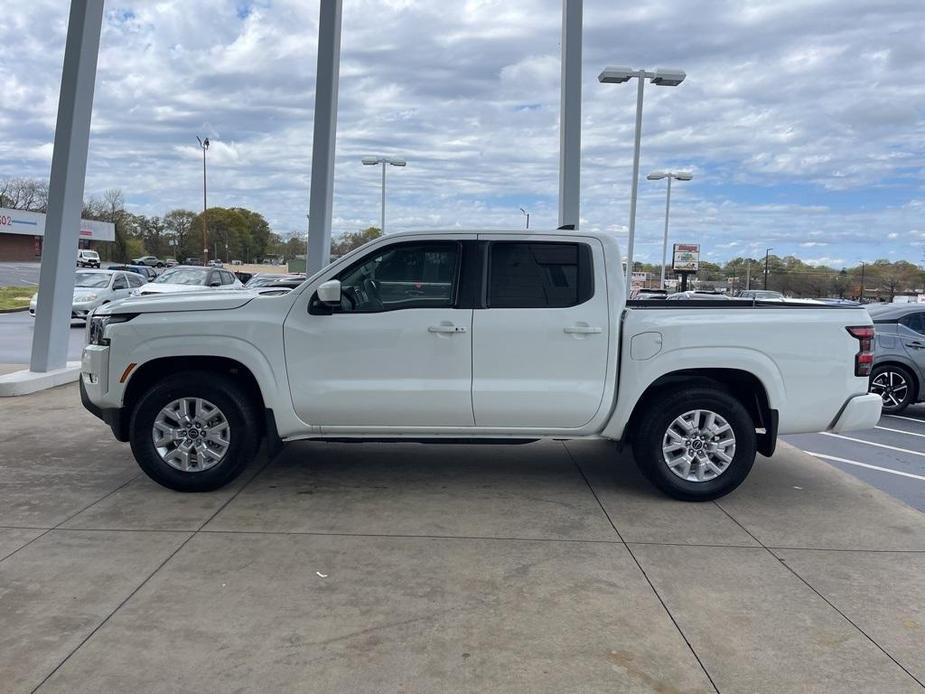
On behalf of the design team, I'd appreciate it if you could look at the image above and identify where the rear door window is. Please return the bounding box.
[486,242,592,308]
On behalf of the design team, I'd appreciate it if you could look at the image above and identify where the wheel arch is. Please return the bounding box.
[116,356,268,442]
[623,368,777,457]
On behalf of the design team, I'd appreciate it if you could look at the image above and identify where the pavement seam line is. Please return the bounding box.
[0,472,141,566]
[29,447,275,692]
[561,442,721,694]
[712,500,925,689]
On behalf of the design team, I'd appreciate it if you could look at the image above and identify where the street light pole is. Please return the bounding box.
[519,207,530,229]
[196,136,210,264]
[647,171,693,288]
[362,156,406,234]
[598,66,686,296]
[764,248,773,290]
[859,261,866,301]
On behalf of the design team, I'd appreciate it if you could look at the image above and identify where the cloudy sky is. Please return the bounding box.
[2,0,924,266]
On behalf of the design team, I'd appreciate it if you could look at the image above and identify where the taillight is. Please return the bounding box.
[847,326,874,377]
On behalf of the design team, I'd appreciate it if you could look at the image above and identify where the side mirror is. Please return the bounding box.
[317,279,342,305]
[209,280,222,287]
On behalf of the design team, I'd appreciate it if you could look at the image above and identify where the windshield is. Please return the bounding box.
[74,272,110,288]
[155,267,209,285]
[81,251,99,258]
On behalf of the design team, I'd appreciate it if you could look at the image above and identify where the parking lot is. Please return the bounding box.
[0,381,924,693]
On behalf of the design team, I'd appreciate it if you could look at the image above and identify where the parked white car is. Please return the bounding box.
[131,266,243,296]
[30,269,145,320]
[80,229,881,500]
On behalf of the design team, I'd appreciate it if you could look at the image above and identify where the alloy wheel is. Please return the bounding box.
[152,397,231,472]
[870,370,908,409]
[662,409,737,482]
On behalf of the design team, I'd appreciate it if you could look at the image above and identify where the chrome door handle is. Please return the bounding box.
[428,325,467,334]
[564,326,602,334]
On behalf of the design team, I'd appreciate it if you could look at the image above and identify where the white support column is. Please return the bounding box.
[30,0,105,373]
[558,0,582,229]
[306,0,343,276]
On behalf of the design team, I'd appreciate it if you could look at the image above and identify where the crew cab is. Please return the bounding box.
[79,229,881,501]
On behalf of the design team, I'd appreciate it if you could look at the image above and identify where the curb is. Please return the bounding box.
[0,306,29,314]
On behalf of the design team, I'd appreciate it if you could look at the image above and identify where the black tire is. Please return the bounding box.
[869,364,915,414]
[129,371,260,492]
[632,387,757,501]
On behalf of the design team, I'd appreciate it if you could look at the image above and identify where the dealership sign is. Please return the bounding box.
[0,207,115,242]
[672,243,700,272]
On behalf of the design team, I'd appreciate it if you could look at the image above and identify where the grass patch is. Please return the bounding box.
[0,286,34,311]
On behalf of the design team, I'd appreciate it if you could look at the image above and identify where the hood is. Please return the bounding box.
[98,289,257,315]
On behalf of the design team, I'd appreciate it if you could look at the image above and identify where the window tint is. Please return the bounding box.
[111,274,128,290]
[333,242,460,312]
[900,312,925,335]
[221,271,235,285]
[487,242,592,308]
[127,273,145,287]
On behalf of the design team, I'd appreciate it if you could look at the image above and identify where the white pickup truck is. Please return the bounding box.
[80,229,881,500]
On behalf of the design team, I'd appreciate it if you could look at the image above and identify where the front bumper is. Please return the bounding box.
[829,393,882,433]
[79,343,128,441]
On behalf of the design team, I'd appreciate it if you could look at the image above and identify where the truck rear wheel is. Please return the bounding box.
[129,371,260,492]
[633,387,756,501]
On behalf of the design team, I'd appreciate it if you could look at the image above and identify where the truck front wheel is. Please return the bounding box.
[129,372,260,492]
[633,387,756,501]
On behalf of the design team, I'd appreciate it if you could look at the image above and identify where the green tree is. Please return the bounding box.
[331,226,382,257]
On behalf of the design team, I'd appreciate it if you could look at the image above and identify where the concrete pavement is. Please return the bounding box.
[1,384,924,692]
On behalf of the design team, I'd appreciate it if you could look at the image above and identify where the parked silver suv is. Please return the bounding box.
[867,303,925,413]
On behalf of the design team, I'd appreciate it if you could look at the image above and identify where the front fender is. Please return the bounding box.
[118,335,282,410]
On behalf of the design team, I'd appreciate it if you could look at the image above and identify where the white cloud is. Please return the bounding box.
[1,0,923,265]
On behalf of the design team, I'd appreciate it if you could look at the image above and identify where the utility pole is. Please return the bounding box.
[763,248,772,290]
[859,261,866,301]
[745,259,751,291]
[197,136,210,264]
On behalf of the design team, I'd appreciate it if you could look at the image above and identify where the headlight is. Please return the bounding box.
[87,313,135,346]
[74,293,98,303]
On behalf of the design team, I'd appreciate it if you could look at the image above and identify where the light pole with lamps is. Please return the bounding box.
[519,207,530,229]
[362,156,406,234]
[196,136,210,264]
[598,66,686,295]
[647,170,692,288]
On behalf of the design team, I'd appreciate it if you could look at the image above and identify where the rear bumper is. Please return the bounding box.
[829,393,882,433]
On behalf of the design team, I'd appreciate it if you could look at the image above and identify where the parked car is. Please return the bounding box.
[243,273,304,289]
[208,259,224,267]
[131,265,243,296]
[185,257,204,266]
[81,229,880,501]
[76,249,101,268]
[108,264,157,281]
[866,303,925,413]
[666,291,741,301]
[30,269,145,320]
[737,290,785,301]
[231,260,243,266]
[132,255,166,268]
[632,288,668,300]
[165,257,178,267]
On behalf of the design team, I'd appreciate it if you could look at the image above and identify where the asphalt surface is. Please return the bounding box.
[784,404,925,513]
[0,311,85,364]
[0,262,40,287]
